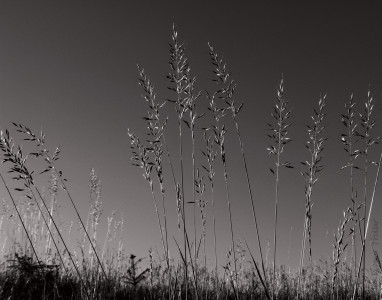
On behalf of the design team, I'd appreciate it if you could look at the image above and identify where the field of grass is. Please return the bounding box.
[0,25,381,299]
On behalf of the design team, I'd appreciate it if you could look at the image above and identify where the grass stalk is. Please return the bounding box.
[195,168,207,297]
[89,167,102,270]
[33,187,89,299]
[45,172,58,256]
[191,109,197,298]
[101,211,114,261]
[167,24,192,298]
[215,118,239,297]
[266,77,293,299]
[332,208,352,298]
[127,131,167,261]
[202,129,219,298]
[340,94,359,281]
[297,95,326,298]
[207,81,239,297]
[11,123,108,280]
[208,43,268,289]
[352,90,379,298]
[0,131,40,264]
[352,150,382,300]
[137,65,172,298]
[246,240,272,300]
[0,129,90,299]
[183,71,202,298]
[0,172,40,264]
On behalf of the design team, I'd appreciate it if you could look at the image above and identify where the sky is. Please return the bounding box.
[0,1,381,272]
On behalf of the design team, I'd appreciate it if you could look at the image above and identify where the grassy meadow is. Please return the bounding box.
[0,26,381,300]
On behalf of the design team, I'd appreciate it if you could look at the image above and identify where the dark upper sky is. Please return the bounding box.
[0,1,381,270]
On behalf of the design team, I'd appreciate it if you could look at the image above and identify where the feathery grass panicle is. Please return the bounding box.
[211,106,239,299]
[136,64,172,298]
[0,130,39,263]
[298,94,326,298]
[127,129,167,270]
[370,241,382,299]
[101,211,113,267]
[180,61,203,297]
[0,127,91,299]
[195,168,206,255]
[208,43,268,296]
[354,89,381,298]
[223,247,239,299]
[266,76,293,299]
[353,148,382,300]
[45,170,58,257]
[332,208,352,297]
[207,43,241,298]
[11,122,108,281]
[340,94,361,280]
[371,243,382,274]
[166,23,197,298]
[89,168,102,270]
[201,128,220,297]
[194,167,208,296]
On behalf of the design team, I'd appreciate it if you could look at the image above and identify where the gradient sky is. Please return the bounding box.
[0,1,381,272]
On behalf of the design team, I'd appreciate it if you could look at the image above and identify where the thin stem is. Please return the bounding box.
[352,150,382,300]
[273,123,282,299]
[246,240,272,300]
[57,173,108,280]
[149,181,167,262]
[297,95,326,299]
[211,182,218,298]
[233,115,267,285]
[33,187,90,300]
[298,213,308,298]
[159,190,171,298]
[162,133,180,300]
[362,143,368,298]
[350,152,357,281]
[191,122,198,297]
[137,65,171,297]
[168,24,190,297]
[0,173,40,264]
[209,41,268,295]
[10,123,108,280]
[203,130,219,299]
[266,77,293,299]
[222,145,238,295]
[341,95,358,281]
[178,119,188,297]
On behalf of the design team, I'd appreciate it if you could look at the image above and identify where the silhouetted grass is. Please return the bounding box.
[0,25,381,299]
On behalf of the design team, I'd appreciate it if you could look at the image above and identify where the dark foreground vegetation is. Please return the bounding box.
[0,253,381,299]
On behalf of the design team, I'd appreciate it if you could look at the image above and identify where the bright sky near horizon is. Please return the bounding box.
[0,1,381,271]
